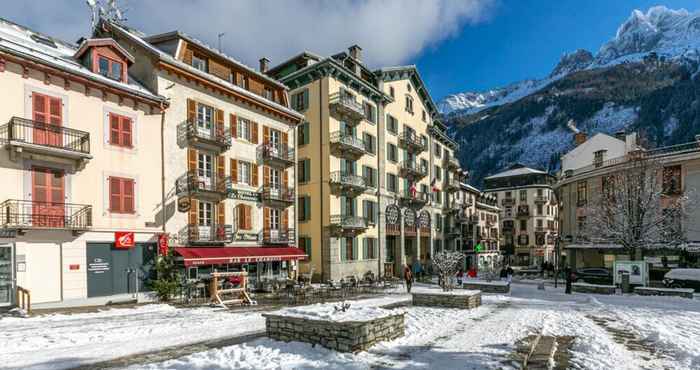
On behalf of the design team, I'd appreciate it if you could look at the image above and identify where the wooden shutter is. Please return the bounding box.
[183,48,193,65]
[282,209,288,231]
[302,90,309,110]
[123,179,134,213]
[108,177,119,212]
[263,207,270,231]
[263,126,270,145]
[305,197,311,220]
[215,109,224,136]
[217,201,225,226]
[363,238,368,259]
[189,199,198,225]
[281,131,288,148]
[252,164,259,187]
[187,148,197,171]
[262,166,270,186]
[109,113,120,145]
[217,156,225,180]
[230,159,238,184]
[187,99,197,124]
[282,170,288,189]
[236,204,244,230]
[230,113,237,138]
[121,116,132,147]
[244,205,252,229]
[251,122,259,144]
[352,238,358,260]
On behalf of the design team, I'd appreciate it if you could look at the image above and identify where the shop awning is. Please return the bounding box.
[174,247,307,266]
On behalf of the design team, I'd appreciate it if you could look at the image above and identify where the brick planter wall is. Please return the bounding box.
[462,282,510,293]
[412,291,482,309]
[572,283,617,295]
[263,312,405,353]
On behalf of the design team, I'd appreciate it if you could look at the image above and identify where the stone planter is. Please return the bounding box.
[412,289,482,309]
[572,283,617,295]
[461,280,511,293]
[263,307,405,353]
[634,287,694,299]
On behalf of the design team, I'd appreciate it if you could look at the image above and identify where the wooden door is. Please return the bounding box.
[32,167,65,227]
[32,93,62,148]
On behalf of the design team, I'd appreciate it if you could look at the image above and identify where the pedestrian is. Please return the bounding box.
[548,262,555,278]
[499,266,508,281]
[404,264,413,293]
[541,261,547,278]
[506,265,514,284]
[467,266,477,279]
[565,266,572,294]
[457,269,464,286]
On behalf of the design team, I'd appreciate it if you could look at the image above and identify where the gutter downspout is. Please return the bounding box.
[160,103,167,234]
[319,81,325,282]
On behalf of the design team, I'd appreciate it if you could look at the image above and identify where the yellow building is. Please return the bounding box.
[268,46,462,281]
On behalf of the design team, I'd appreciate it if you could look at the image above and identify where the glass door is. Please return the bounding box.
[198,153,213,190]
[196,104,213,138]
[0,244,14,307]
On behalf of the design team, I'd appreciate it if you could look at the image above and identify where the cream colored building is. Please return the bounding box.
[267,46,461,281]
[98,19,305,284]
[0,18,166,306]
[484,164,558,267]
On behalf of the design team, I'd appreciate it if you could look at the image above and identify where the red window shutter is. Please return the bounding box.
[109,113,120,145]
[236,204,244,230]
[187,99,197,125]
[123,179,135,213]
[244,205,252,229]
[109,177,120,212]
[230,159,238,184]
[251,122,258,144]
[263,207,270,230]
[48,97,62,125]
[121,116,132,147]
[33,94,47,123]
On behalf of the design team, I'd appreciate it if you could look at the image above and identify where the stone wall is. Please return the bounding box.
[462,282,510,293]
[412,292,482,309]
[263,312,405,353]
[572,283,617,295]
[634,287,694,299]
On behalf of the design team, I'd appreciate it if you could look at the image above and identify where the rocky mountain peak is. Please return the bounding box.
[550,49,594,77]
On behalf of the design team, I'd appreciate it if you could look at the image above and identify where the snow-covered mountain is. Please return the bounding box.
[439,6,700,116]
[442,6,700,185]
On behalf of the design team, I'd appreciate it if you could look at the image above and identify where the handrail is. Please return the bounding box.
[330,215,367,229]
[5,116,90,154]
[175,170,231,195]
[329,92,364,114]
[261,185,295,203]
[262,228,295,244]
[180,224,234,243]
[399,130,425,151]
[258,142,294,164]
[178,120,231,148]
[329,131,365,151]
[330,171,367,188]
[0,199,92,229]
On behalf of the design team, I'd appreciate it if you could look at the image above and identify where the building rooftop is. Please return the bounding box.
[483,164,547,180]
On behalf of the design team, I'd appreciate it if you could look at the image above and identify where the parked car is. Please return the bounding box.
[663,269,700,292]
[572,268,613,285]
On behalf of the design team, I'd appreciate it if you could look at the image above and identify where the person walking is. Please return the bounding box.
[565,266,572,294]
[506,265,514,284]
[499,266,508,281]
[404,264,413,293]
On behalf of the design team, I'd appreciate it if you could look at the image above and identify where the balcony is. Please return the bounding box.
[455,211,469,223]
[175,170,231,201]
[444,178,460,192]
[468,215,479,224]
[534,195,548,204]
[517,206,530,217]
[501,198,515,206]
[329,171,368,195]
[179,224,234,245]
[261,186,295,208]
[262,228,295,245]
[329,214,368,236]
[177,121,231,153]
[329,131,366,159]
[399,161,427,180]
[258,143,294,168]
[444,156,460,171]
[2,117,91,164]
[329,93,365,124]
[398,131,426,153]
[446,224,462,237]
[0,199,92,234]
[399,190,429,208]
[535,226,546,232]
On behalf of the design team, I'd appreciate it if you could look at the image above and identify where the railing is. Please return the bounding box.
[180,224,233,244]
[178,120,231,148]
[0,199,92,229]
[329,215,367,229]
[16,286,30,315]
[329,92,365,120]
[262,228,295,244]
[501,198,515,206]
[175,170,231,196]
[329,131,366,153]
[517,206,530,217]
[444,155,460,169]
[645,141,700,157]
[399,161,427,177]
[330,171,367,189]
[400,189,429,204]
[534,196,548,203]
[4,116,90,154]
[445,178,460,190]
[258,143,294,166]
[261,186,295,204]
[399,131,425,151]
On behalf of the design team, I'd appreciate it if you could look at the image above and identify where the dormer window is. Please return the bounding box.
[98,55,123,81]
[75,38,133,84]
[263,87,273,100]
[192,54,207,72]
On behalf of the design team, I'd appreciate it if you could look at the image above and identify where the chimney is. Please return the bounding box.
[348,44,362,62]
[614,130,626,141]
[574,132,587,146]
[259,57,270,73]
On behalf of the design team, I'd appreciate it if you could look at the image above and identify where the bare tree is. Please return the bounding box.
[433,251,464,291]
[579,152,695,259]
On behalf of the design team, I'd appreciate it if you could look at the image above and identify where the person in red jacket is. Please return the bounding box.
[467,266,477,279]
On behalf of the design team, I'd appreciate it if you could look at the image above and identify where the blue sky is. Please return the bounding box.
[419,0,700,99]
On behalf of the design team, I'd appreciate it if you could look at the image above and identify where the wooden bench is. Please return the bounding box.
[572,283,617,295]
[634,287,694,299]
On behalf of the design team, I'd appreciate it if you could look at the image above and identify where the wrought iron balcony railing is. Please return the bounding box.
[329,214,368,233]
[262,228,296,244]
[175,170,231,198]
[398,130,426,152]
[3,116,90,156]
[329,171,368,193]
[258,143,294,168]
[329,93,365,123]
[329,131,366,158]
[501,198,515,206]
[0,199,92,230]
[399,189,429,207]
[261,186,295,206]
[177,120,231,151]
[398,161,428,179]
[179,224,233,244]
[444,155,461,170]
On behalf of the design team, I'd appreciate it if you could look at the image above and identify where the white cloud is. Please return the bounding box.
[3,0,495,69]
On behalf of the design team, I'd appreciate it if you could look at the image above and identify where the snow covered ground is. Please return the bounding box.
[2,285,699,370]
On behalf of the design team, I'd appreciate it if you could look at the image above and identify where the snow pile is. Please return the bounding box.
[270,303,402,322]
[664,268,700,282]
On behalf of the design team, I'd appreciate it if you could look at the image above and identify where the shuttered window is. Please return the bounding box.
[387,114,398,134]
[387,143,398,162]
[363,132,376,154]
[362,166,377,188]
[363,200,377,225]
[298,196,311,221]
[298,121,310,146]
[236,204,252,230]
[109,113,133,148]
[292,89,309,112]
[298,159,310,183]
[387,173,398,193]
[340,237,357,261]
[299,237,312,260]
[363,102,376,123]
[108,177,135,213]
[363,238,377,260]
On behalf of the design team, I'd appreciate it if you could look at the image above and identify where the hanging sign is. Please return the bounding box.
[418,210,431,228]
[386,204,400,225]
[229,189,261,202]
[115,231,135,249]
[403,208,416,227]
[177,197,191,212]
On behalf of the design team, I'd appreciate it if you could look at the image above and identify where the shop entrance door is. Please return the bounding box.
[87,243,155,298]
[0,244,14,307]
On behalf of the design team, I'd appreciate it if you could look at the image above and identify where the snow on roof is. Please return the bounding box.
[664,269,700,282]
[104,19,303,121]
[460,183,481,193]
[484,166,548,180]
[267,303,403,322]
[564,243,624,249]
[0,17,163,103]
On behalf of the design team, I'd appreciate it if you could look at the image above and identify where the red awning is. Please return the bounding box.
[174,247,307,266]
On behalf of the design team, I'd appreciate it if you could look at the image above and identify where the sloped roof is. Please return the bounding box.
[484,165,547,180]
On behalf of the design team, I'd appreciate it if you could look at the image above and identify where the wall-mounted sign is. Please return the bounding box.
[69,264,80,271]
[229,190,261,202]
[418,210,431,228]
[386,204,400,225]
[115,231,135,249]
[158,233,169,256]
[403,208,416,227]
[88,257,110,274]
[177,197,191,213]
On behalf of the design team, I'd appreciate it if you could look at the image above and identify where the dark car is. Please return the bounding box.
[572,268,613,285]
[663,269,700,292]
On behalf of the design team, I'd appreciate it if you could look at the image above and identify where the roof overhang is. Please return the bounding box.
[174,247,307,267]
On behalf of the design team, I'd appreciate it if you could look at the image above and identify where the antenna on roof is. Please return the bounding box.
[86,0,127,32]
[217,33,225,53]
[86,0,98,32]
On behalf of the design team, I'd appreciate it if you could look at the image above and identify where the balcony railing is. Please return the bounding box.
[399,189,429,208]
[0,199,92,231]
[444,178,460,192]
[398,131,426,153]
[399,161,427,179]
[329,214,368,234]
[534,195,548,203]
[179,224,233,244]
[517,206,530,217]
[329,93,365,123]
[261,186,295,206]
[3,116,90,156]
[177,121,231,151]
[329,171,368,193]
[501,198,515,206]
[329,131,366,158]
[175,170,231,198]
[261,228,296,244]
[444,156,460,170]
[258,143,294,168]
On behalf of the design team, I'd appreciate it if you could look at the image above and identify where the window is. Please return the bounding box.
[421,159,428,175]
[363,200,377,225]
[299,237,312,260]
[340,237,356,261]
[422,110,427,122]
[192,54,207,72]
[363,102,376,123]
[109,177,135,213]
[237,74,249,89]
[389,86,395,98]
[594,150,607,167]
[236,117,257,142]
[519,219,527,230]
[434,191,442,205]
[298,196,311,221]
[435,214,442,231]
[663,165,682,195]
[263,87,273,100]
[434,143,441,158]
[387,143,398,162]
[363,237,377,259]
[434,166,441,181]
[363,166,377,188]
[291,89,309,112]
[238,161,251,185]
[269,208,281,230]
[387,173,398,193]
[387,114,398,134]
[108,113,132,147]
[199,201,212,226]
[421,135,428,150]
[577,181,587,206]
[196,103,214,133]
[298,121,310,146]
[363,132,376,154]
[236,204,252,230]
[405,96,414,114]
[407,83,412,92]
[519,189,527,202]
[298,159,310,183]
[97,55,124,81]
[536,204,543,215]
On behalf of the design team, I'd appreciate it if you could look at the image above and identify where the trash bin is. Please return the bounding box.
[620,272,631,294]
